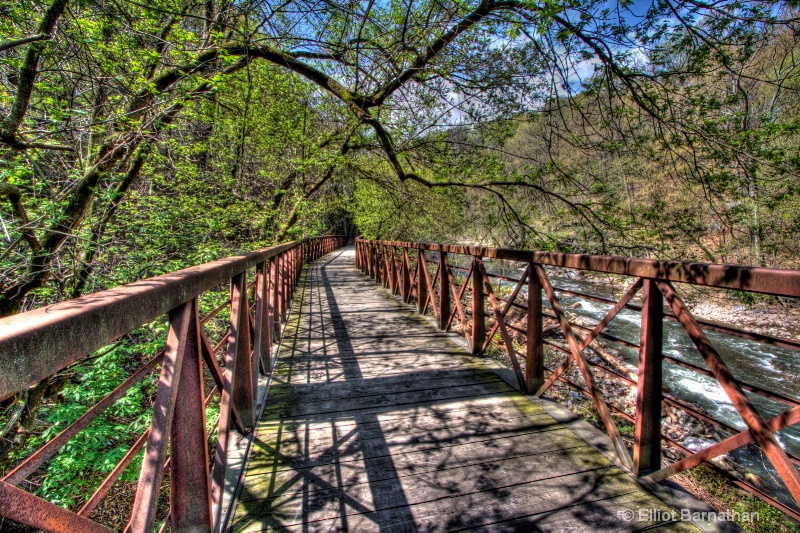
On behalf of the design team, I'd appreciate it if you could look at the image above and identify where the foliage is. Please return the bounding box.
[4,0,800,526]
[3,323,165,507]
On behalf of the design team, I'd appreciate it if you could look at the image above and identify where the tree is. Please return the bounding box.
[3,0,800,318]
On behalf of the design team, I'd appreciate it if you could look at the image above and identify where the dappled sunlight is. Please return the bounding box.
[230,248,691,532]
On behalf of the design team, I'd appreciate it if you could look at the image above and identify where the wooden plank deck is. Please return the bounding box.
[228,247,701,532]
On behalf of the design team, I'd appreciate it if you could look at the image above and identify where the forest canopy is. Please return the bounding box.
[2,0,800,316]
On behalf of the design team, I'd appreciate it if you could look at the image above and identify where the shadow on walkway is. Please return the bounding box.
[229,248,697,532]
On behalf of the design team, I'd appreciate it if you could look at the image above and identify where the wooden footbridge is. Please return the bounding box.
[2,237,800,531]
[228,248,698,531]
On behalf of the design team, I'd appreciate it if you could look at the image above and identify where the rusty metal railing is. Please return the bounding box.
[0,235,346,531]
[356,237,800,520]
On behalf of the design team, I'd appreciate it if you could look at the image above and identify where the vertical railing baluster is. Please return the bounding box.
[634,278,664,475]
[128,299,193,532]
[170,298,213,532]
[471,256,485,355]
[288,249,294,302]
[389,247,396,293]
[211,278,239,528]
[281,252,288,321]
[230,272,254,429]
[290,247,296,300]
[254,261,272,374]
[390,248,398,294]
[373,244,378,280]
[383,246,389,288]
[439,251,450,330]
[417,249,428,314]
[393,248,401,296]
[402,248,411,303]
[272,255,281,337]
[525,263,544,393]
[377,245,383,284]
[384,246,390,288]
[375,243,379,280]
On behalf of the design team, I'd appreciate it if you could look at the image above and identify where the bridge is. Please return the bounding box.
[1,237,799,531]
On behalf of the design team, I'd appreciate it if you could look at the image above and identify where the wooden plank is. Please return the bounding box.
[238,443,614,509]
[247,416,574,475]
[255,400,552,442]
[467,491,700,532]
[247,427,595,486]
[261,378,514,419]
[232,467,651,532]
[264,370,505,404]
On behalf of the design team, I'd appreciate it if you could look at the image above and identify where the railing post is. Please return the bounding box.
[402,248,411,303]
[417,249,428,314]
[170,298,213,532]
[290,247,297,299]
[634,278,664,476]
[377,245,383,283]
[286,248,295,302]
[382,246,389,288]
[439,251,450,330]
[272,256,281,337]
[375,244,379,281]
[387,247,396,293]
[128,300,193,532]
[287,249,293,303]
[375,245,380,282]
[254,261,272,374]
[393,248,401,296]
[525,263,544,393]
[229,272,255,429]
[281,252,289,320]
[471,256,485,355]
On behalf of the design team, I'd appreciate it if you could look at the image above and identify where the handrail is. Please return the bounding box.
[366,239,800,297]
[355,237,800,521]
[0,235,346,532]
[0,241,295,400]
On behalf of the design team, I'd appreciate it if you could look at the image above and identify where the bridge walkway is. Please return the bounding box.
[228,247,699,532]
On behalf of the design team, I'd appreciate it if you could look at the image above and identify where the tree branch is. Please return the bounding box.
[0,183,42,254]
[0,0,69,144]
[0,34,50,53]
